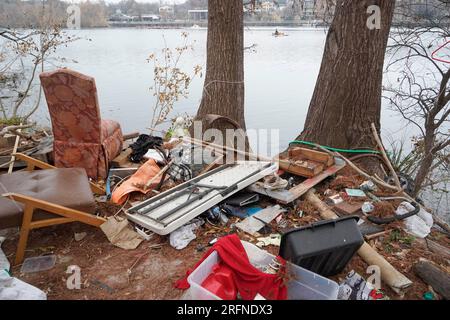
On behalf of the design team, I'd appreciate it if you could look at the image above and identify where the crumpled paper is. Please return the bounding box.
[100,217,143,250]
[169,220,204,250]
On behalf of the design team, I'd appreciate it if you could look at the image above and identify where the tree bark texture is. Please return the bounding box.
[298,0,395,150]
[196,0,245,132]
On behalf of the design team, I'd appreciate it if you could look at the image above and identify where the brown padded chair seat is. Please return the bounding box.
[0,168,97,229]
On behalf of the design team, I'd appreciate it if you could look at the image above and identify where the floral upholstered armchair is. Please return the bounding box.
[40,69,123,180]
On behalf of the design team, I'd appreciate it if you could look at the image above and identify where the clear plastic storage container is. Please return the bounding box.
[186,241,339,300]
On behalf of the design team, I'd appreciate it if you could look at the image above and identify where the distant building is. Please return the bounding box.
[159,5,174,20]
[109,10,134,22]
[141,14,160,22]
[260,1,276,12]
[301,0,315,20]
[159,6,174,14]
[188,9,208,21]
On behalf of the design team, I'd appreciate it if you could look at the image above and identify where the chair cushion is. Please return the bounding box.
[101,119,121,141]
[0,168,96,229]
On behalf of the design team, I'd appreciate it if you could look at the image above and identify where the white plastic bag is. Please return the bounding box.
[0,270,47,300]
[169,220,203,250]
[0,237,10,273]
[396,202,433,238]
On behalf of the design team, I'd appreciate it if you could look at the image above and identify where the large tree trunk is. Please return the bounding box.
[297,0,395,150]
[195,0,245,133]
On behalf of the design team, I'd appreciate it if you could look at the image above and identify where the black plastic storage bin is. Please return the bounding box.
[279,216,364,277]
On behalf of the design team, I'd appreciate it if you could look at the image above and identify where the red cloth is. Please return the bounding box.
[201,262,238,300]
[175,234,288,300]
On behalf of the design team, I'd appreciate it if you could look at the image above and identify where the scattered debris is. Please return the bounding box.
[20,255,56,274]
[396,202,433,238]
[126,161,277,235]
[74,232,87,242]
[235,205,285,237]
[345,188,366,198]
[279,147,334,178]
[414,259,450,300]
[361,202,375,215]
[263,174,288,190]
[224,192,259,207]
[338,270,389,300]
[1,128,449,301]
[169,220,204,250]
[249,157,346,204]
[304,190,413,294]
[100,217,143,250]
[256,234,281,248]
[0,270,47,300]
[111,159,162,205]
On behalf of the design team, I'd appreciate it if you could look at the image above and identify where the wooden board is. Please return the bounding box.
[278,158,324,178]
[248,157,346,204]
[414,260,450,300]
[289,147,334,167]
[334,201,363,216]
[111,148,140,168]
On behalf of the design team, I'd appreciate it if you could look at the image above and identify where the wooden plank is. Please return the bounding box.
[278,158,324,178]
[286,158,346,202]
[111,148,134,168]
[0,156,26,169]
[334,201,363,216]
[414,260,450,300]
[416,238,450,260]
[289,147,334,166]
[248,158,346,204]
[123,132,140,141]
[8,124,21,174]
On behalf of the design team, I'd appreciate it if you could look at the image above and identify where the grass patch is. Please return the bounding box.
[0,117,25,126]
[389,229,415,246]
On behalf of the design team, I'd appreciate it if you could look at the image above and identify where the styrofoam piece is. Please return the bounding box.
[186,241,339,300]
[127,161,277,235]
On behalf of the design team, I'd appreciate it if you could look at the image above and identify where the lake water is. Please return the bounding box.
[32,27,418,153]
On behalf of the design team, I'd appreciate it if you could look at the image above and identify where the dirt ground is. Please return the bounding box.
[2,200,449,300]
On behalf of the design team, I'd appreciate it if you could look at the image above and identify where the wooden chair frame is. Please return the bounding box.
[2,153,106,265]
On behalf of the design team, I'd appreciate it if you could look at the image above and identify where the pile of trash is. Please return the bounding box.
[1,122,449,301]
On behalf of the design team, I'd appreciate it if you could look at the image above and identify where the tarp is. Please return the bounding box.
[111,159,161,205]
